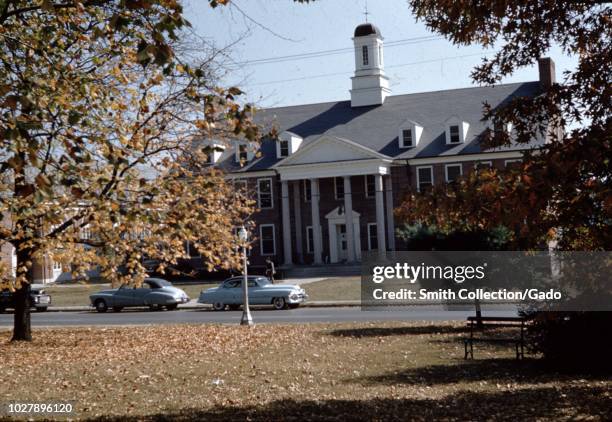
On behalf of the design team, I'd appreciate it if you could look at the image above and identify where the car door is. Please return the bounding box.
[133,282,153,306]
[248,279,268,305]
[113,285,134,306]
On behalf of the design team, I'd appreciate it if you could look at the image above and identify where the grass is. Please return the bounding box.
[299,276,360,301]
[44,282,218,307]
[0,322,610,420]
[41,277,358,307]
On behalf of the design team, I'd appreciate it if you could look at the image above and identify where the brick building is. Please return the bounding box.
[207,22,554,270]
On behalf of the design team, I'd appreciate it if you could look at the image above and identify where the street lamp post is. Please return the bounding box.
[238,226,253,326]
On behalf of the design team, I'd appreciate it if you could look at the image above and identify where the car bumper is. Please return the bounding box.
[33,295,51,308]
[287,293,308,304]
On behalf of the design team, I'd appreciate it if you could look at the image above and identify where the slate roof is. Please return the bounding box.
[215,81,544,174]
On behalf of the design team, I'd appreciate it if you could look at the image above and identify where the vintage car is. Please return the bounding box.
[198,276,308,310]
[89,278,189,312]
[0,284,51,313]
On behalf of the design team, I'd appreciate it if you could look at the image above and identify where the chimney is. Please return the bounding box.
[538,57,556,90]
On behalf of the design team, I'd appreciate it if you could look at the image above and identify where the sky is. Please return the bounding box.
[184,0,576,109]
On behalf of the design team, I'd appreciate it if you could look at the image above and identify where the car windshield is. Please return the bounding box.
[256,277,271,286]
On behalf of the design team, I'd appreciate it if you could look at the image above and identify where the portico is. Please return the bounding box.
[274,135,394,265]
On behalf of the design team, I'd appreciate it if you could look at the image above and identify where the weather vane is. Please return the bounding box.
[364,0,370,22]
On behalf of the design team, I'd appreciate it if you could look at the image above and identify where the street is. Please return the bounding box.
[0,306,519,327]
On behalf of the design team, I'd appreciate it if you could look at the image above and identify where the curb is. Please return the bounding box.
[40,301,362,312]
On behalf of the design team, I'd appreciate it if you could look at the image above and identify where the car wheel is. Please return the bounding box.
[149,304,163,311]
[112,307,123,312]
[212,302,226,311]
[95,300,108,313]
[166,304,178,311]
[36,307,48,312]
[228,304,240,311]
[0,307,5,314]
[272,297,287,310]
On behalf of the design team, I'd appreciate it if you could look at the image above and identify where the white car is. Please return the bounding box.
[198,276,308,311]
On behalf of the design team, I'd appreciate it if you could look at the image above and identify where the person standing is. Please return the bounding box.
[265,257,276,283]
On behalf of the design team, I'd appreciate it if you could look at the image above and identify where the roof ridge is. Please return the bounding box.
[257,80,539,112]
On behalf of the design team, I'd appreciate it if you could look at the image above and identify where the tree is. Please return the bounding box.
[398,1,611,251]
[0,1,258,341]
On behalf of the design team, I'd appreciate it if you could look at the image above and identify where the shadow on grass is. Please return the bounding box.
[328,325,471,338]
[352,358,610,387]
[89,386,611,421]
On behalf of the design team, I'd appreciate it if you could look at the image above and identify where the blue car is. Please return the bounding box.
[198,276,308,311]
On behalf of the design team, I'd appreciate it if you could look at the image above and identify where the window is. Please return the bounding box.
[505,159,521,169]
[238,144,248,163]
[401,129,413,148]
[365,175,375,198]
[53,260,62,270]
[475,161,493,171]
[378,44,383,66]
[279,140,289,158]
[367,223,378,251]
[306,226,314,253]
[234,179,247,192]
[416,166,433,192]
[257,178,273,209]
[259,224,276,255]
[445,164,462,183]
[449,125,461,144]
[303,179,312,202]
[334,177,344,200]
[362,45,369,66]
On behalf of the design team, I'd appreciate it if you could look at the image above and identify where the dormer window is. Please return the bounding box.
[402,129,413,148]
[362,45,369,66]
[449,125,460,144]
[238,145,248,162]
[445,118,469,145]
[276,131,303,159]
[200,141,225,165]
[235,142,254,164]
[279,140,289,158]
[399,121,423,148]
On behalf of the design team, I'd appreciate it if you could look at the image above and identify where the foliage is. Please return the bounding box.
[398,223,512,251]
[398,1,611,250]
[0,1,259,339]
[528,312,612,372]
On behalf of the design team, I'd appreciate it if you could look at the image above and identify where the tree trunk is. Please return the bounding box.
[12,248,32,341]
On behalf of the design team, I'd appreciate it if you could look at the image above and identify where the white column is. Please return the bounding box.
[385,175,396,251]
[292,180,303,263]
[310,178,323,264]
[281,180,293,266]
[343,176,356,262]
[374,174,387,259]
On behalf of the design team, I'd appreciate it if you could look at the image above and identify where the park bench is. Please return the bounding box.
[463,316,530,360]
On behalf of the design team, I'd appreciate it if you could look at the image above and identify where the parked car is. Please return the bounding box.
[0,284,51,313]
[198,276,308,310]
[89,278,189,313]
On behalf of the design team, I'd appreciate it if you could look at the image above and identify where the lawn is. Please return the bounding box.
[42,277,357,307]
[0,322,610,421]
[43,282,219,307]
[300,276,360,301]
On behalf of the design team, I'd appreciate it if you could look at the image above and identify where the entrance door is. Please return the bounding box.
[336,224,348,261]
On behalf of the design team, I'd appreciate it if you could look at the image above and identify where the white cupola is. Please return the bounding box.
[350,23,391,108]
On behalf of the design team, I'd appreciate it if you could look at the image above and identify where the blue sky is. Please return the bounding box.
[184,0,576,108]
